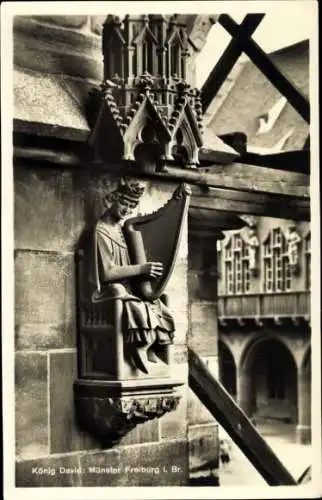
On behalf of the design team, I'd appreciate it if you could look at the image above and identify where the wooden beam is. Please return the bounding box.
[196,164,309,199]
[297,465,311,484]
[188,347,297,485]
[201,14,264,112]
[219,15,310,123]
[14,146,310,198]
[191,188,310,221]
[14,147,310,220]
[238,150,310,175]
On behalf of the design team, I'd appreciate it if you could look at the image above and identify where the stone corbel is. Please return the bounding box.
[291,316,301,327]
[218,317,228,328]
[273,315,283,326]
[74,380,181,444]
[236,317,246,328]
[254,316,264,328]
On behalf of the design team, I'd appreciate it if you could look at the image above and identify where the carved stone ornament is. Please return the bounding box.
[74,380,181,443]
[89,15,204,171]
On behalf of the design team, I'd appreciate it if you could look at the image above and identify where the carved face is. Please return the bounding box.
[111,196,138,221]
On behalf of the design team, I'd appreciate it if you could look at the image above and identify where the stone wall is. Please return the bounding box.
[14,16,104,82]
[14,164,190,486]
[187,232,220,474]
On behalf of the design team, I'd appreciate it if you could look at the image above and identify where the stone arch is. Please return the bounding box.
[218,340,237,398]
[237,336,298,423]
[239,333,297,374]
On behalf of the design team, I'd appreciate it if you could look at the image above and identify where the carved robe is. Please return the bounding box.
[88,219,175,346]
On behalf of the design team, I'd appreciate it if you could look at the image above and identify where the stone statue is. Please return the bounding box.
[248,227,259,274]
[286,224,301,270]
[87,180,175,374]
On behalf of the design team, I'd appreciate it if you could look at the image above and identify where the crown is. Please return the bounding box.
[117,180,145,202]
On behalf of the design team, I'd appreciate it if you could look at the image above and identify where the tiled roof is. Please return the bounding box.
[206,40,309,151]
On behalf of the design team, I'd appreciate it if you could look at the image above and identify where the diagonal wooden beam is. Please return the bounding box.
[189,347,297,485]
[201,14,264,112]
[219,14,310,123]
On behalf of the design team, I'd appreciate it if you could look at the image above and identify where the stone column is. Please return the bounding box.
[236,367,253,417]
[296,369,311,444]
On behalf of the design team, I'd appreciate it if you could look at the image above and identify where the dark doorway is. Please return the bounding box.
[219,341,236,397]
[246,339,298,423]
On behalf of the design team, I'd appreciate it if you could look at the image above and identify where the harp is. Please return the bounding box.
[123,183,191,301]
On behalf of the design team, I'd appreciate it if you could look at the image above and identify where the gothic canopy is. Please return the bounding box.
[90,15,204,170]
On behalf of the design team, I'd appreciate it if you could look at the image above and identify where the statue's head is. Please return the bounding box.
[104,179,145,221]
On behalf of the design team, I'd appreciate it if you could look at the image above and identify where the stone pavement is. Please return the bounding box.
[218,421,312,486]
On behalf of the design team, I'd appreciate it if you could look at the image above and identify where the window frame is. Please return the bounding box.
[224,233,250,295]
[263,227,292,293]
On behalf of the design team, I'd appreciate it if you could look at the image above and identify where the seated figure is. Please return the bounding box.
[86,180,175,374]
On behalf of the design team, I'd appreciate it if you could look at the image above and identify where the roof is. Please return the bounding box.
[268,39,309,57]
[206,39,309,151]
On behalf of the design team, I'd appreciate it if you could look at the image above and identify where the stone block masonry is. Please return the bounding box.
[14,163,190,486]
[16,440,188,487]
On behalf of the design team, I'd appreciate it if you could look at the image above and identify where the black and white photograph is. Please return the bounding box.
[1,1,321,498]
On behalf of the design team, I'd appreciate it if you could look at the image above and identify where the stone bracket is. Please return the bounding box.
[74,378,183,444]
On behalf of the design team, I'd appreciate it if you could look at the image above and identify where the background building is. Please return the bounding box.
[206,40,311,444]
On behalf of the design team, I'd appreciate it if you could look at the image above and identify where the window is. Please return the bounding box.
[263,228,291,292]
[305,232,311,290]
[224,234,250,294]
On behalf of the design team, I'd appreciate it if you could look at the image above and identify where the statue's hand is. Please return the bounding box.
[142,262,163,279]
